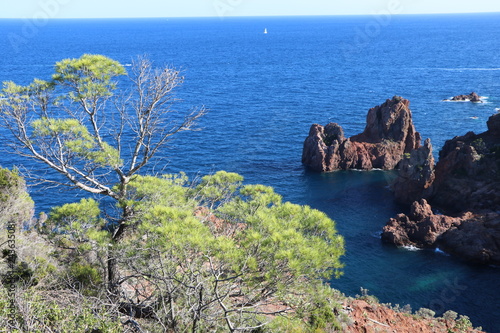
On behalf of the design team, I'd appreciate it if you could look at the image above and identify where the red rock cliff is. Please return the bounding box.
[302,96,421,172]
[385,113,500,265]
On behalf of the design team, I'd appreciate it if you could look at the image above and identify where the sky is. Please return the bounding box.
[1,0,500,19]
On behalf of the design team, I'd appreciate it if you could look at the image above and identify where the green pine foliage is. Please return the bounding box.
[114,170,345,331]
[0,169,345,331]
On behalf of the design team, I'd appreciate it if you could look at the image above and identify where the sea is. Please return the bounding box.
[1,13,499,331]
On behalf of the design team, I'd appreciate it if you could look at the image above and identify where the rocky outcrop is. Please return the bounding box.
[431,113,500,213]
[385,113,500,265]
[391,138,435,205]
[445,92,483,102]
[344,299,485,333]
[302,96,421,172]
[382,199,472,248]
[382,200,500,264]
[439,212,500,264]
[390,112,500,211]
[487,112,500,137]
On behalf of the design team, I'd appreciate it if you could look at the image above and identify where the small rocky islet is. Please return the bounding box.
[444,91,484,102]
[302,96,500,265]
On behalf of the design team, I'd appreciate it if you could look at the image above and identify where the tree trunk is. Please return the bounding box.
[107,250,120,300]
[107,204,133,300]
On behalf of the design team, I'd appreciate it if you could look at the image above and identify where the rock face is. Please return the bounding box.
[432,113,500,213]
[487,112,500,137]
[302,96,421,172]
[385,113,500,265]
[391,138,435,205]
[447,92,482,102]
[439,212,500,264]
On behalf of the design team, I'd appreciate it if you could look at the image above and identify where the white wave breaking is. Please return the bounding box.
[402,245,422,251]
[443,96,490,103]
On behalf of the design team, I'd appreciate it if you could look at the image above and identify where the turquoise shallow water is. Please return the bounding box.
[1,14,499,331]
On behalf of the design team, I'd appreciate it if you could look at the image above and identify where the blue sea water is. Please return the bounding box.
[1,14,500,331]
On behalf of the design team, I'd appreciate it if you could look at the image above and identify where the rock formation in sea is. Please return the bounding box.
[302,96,421,172]
[382,199,500,264]
[431,113,500,212]
[391,138,435,205]
[382,198,472,248]
[385,113,500,264]
[445,92,482,102]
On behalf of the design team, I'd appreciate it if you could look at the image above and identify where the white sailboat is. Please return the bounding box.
[264,28,268,34]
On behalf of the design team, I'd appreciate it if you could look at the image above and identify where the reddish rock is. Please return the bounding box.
[301,124,331,172]
[385,113,500,264]
[382,199,467,248]
[351,96,421,151]
[302,96,421,172]
[439,213,500,264]
[383,200,500,265]
[344,299,485,333]
[432,114,500,213]
[391,138,435,205]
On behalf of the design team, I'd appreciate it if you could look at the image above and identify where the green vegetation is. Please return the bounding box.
[0,55,346,332]
[115,171,344,331]
[455,315,473,333]
[0,54,206,298]
[357,287,379,305]
[0,167,34,230]
[415,307,436,319]
[0,168,345,332]
[0,288,122,333]
[471,138,488,156]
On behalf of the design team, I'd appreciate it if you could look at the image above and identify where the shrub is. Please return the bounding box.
[0,288,122,332]
[442,310,458,321]
[357,287,379,304]
[455,315,472,332]
[415,307,436,319]
[68,262,103,295]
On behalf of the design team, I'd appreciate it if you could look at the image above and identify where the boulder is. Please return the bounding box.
[302,96,421,172]
[301,124,332,172]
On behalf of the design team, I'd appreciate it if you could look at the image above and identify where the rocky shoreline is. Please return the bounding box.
[384,111,500,265]
[303,97,500,265]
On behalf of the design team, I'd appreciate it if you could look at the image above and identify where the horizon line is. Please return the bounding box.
[1,11,499,20]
